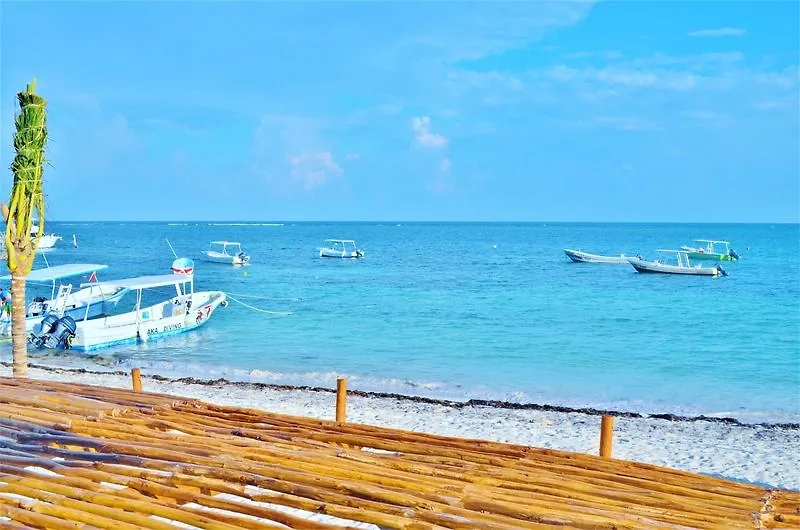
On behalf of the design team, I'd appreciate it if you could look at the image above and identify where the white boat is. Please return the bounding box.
[564,249,638,264]
[31,225,62,250]
[202,241,250,265]
[319,239,365,259]
[627,250,728,277]
[0,263,128,336]
[29,273,227,351]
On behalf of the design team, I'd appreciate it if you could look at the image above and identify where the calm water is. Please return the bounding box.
[1,222,798,423]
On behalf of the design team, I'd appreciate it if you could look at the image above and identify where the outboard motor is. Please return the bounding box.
[729,249,739,260]
[715,265,729,277]
[28,313,60,347]
[41,315,77,350]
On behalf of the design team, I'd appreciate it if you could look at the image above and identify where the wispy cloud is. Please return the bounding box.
[411,116,448,149]
[688,28,747,38]
[288,151,343,191]
[585,116,664,132]
[345,153,360,161]
[440,157,451,173]
[251,114,344,193]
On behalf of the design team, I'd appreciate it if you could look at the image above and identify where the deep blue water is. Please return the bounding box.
[1,222,798,423]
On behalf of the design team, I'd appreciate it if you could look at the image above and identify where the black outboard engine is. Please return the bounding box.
[729,249,739,260]
[716,265,729,277]
[28,313,60,347]
[41,316,77,350]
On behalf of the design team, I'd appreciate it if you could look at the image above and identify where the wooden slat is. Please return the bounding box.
[0,376,796,529]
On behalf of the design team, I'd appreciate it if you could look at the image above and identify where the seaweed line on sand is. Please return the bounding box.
[4,361,798,430]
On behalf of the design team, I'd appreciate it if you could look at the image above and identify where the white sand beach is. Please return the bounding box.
[3,364,798,492]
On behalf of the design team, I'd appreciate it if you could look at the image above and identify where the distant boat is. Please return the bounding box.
[319,239,364,259]
[627,250,728,277]
[31,225,62,250]
[564,249,637,264]
[202,241,250,265]
[680,240,739,261]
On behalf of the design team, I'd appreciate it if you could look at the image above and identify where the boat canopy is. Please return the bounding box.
[325,239,356,244]
[80,274,193,290]
[693,239,729,244]
[656,249,689,254]
[0,263,108,283]
[210,241,241,245]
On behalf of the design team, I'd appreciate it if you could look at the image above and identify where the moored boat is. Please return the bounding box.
[0,263,127,336]
[202,241,250,265]
[319,239,364,259]
[564,249,638,264]
[28,273,227,351]
[680,240,739,261]
[627,250,728,277]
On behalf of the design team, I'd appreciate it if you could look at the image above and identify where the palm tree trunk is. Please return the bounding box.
[10,271,27,377]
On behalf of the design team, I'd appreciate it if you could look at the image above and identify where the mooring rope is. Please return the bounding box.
[226,292,302,303]
[225,294,293,316]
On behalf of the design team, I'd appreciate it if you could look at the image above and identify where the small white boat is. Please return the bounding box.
[627,250,728,277]
[0,263,128,336]
[202,241,250,265]
[564,249,638,264]
[319,239,365,259]
[32,225,62,250]
[29,273,227,351]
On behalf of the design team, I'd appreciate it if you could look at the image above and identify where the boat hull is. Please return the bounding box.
[627,258,720,276]
[68,290,227,351]
[35,234,62,250]
[320,249,364,259]
[564,249,630,264]
[202,252,250,265]
[685,252,736,262]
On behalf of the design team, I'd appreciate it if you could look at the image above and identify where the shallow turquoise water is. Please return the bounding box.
[2,222,798,423]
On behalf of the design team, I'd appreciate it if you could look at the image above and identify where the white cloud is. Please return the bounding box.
[440,157,451,172]
[688,28,747,38]
[411,116,448,149]
[288,151,343,191]
[345,153,360,161]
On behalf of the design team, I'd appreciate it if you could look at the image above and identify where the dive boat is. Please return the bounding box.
[564,249,638,264]
[319,239,365,259]
[0,263,127,336]
[627,250,728,277]
[28,273,227,351]
[680,240,739,261]
[202,241,250,265]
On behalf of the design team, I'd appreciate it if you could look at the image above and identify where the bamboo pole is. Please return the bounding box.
[335,377,347,424]
[131,368,142,392]
[599,415,614,458]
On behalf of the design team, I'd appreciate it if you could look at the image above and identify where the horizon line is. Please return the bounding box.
[28,220,800,225]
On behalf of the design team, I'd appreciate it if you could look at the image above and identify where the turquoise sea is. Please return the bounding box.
[1,222,798,424]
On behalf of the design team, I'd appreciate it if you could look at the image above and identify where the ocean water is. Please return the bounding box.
[1,222,798,424]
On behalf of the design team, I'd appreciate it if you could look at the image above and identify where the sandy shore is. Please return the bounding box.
[3,363,798,491]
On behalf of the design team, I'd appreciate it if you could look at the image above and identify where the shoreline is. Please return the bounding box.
[2,361,798,491]
[8,361,798,429]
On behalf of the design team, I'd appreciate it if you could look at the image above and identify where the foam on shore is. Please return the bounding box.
[3,363,798,491]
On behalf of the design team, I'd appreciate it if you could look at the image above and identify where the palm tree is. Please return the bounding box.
[2,79,48,378]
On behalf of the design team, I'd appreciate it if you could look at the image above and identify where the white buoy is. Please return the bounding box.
[72,234,78,248]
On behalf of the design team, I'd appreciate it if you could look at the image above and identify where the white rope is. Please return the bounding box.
[227,292,302,303]
[226,294,293,316]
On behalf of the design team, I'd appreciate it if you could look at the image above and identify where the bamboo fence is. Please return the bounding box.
[0,376,797,529]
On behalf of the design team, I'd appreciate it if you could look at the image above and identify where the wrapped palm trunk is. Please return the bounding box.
[2,79,48,378]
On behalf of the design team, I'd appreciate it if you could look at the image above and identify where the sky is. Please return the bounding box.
[0,1,798,222]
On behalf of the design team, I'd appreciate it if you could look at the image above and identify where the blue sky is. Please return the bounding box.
[1,1,798,222]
